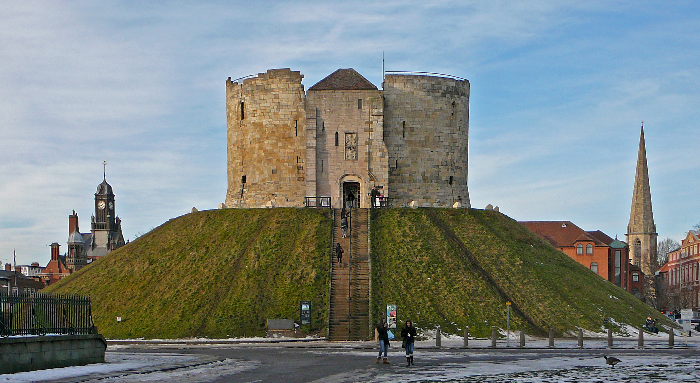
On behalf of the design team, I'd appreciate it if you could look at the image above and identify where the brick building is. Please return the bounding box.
[521,221,642,294]
[225,68,470,209]
[1,264,45,294]
[663,230,700,309]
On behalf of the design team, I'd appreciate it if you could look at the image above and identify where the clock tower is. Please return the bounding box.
[88,164,125,258]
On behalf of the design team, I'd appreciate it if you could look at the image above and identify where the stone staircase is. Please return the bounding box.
[328,208,371,341]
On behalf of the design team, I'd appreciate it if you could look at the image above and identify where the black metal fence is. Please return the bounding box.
[305,196,332,208]
[0,292,95,337]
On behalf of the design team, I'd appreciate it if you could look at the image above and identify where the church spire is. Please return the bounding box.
[626,122,657,276]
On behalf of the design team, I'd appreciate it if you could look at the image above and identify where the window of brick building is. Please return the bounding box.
[345,133,357,160]
[586,244,593,254]
[577,244,583,255]
[632,273,639,282]
[590,262,598,273]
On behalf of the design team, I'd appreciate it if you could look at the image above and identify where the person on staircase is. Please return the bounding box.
[335,243,344,265]
[376,318,390,364]
[401,320,416,366]
[340,209,348,238]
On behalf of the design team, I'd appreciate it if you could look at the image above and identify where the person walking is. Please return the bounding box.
[335,243,344,265]
[340,209,348,238]
[401,320,417,366]
[376,318,390,364]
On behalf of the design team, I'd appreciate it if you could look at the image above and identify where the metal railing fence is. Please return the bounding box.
[0,292,95,337]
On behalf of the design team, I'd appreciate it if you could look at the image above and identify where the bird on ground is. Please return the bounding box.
[603,355,621,367]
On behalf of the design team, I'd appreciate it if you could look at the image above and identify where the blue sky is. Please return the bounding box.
[1,1,699,266]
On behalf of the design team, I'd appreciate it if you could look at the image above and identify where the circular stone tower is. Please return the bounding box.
[225,69,307,208]
[383,74,470,208]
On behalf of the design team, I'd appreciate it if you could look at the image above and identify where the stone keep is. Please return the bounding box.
[225,68,471,209]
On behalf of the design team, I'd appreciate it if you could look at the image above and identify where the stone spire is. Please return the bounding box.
[626,123,657,276]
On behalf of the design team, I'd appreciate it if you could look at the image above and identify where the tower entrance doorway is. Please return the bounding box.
[343,182,360,209]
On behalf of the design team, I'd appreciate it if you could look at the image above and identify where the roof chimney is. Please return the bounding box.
[69,210,79,235]
[4,263,11,271]
[50,242,60,261]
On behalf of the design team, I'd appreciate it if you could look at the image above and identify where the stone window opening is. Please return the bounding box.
[322,121,325,131]
[295,120,298,137]
[449,176,453,185]
[241,175,246,184]
[358,99,362,109]
[451,101,456,116]
[576,243,583,255]
[586,243,593,254]
[402,121,406,138]
[320,160,323,173]
[335,132,339,146]
[240,102,245,120]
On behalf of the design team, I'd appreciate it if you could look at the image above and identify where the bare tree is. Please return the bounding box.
[657,238,680,267]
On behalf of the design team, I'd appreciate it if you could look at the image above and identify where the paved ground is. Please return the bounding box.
[2,336,700,382]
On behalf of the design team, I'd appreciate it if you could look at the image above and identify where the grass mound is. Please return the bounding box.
[47,208,332,339]
[370,208,669,337]
[49,207,667,339]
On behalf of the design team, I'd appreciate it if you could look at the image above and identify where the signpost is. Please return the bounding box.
[387,304,397,329]
[300,301,311,325]
[506,301,511,347]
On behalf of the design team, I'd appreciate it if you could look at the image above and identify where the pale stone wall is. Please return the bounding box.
[306,89,388,209]
[383,75,471,207]
[225,69,307,208]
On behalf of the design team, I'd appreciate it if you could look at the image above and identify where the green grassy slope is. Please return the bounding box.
[370,208,670,337]
[47,208,332,339]
[49,207,668,339]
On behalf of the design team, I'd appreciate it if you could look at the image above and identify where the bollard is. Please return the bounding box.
[463,326,469,348]
[669,329,674,348]
[491,327,497,348]
[607,329,613,348]
[436,326,441,348]
[519,330,525,348]
[638,327,644,348]
[578,328,583,348]
[548,328,554,348]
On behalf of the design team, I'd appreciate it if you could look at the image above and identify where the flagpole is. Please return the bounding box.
[13,249,17,294]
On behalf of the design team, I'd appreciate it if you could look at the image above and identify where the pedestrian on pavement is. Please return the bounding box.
[376,318,390,364]
[335,243,344,265]
[401,320,417,366]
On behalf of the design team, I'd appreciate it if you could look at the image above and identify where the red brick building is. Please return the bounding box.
[39,243,72,286]
[521,221,642,294]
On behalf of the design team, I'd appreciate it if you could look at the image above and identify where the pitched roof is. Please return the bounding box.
[519,221,609,248]
[309,68,377,91]
[587,230,614,246]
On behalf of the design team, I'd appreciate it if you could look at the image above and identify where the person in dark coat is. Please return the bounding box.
[376,318,390,364]
[400,320,417,366]
[335,243,344,265]
[340,209,348,238]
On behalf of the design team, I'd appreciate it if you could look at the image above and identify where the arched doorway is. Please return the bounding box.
[343,182,360,209]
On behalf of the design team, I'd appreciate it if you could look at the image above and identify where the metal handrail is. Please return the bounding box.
[230,74,259,84]
[384,70,467,82]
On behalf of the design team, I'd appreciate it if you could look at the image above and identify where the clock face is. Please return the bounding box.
[98,201,106,210]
